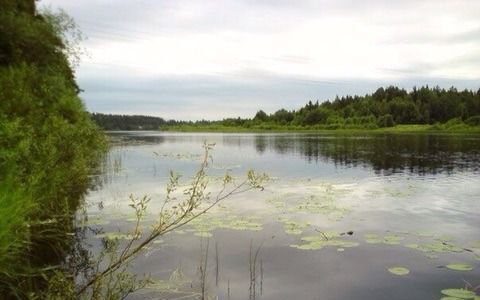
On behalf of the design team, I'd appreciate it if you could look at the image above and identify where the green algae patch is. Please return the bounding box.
[445,263,474,271]
[387,267,410,276]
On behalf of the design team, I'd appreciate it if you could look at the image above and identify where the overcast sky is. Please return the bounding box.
[40,0,480,120]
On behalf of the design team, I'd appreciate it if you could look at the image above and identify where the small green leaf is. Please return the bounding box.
[440,288,476,299]
[388,267,409,276]
[446,264,474,271]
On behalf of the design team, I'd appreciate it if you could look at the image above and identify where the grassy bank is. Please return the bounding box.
[160,123,480,134]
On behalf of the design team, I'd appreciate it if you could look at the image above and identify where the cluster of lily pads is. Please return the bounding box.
[186,214,263,238]
[266,191,351,222]
[279,218,310,235]
[290,231,359,251]
[294,195,350,221]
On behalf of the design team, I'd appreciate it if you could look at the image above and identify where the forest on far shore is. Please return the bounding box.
[91,85,480,131]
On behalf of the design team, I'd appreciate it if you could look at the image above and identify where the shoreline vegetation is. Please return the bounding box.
[159,123,480,134]
[0,2,106,298]
[91,85,480,134]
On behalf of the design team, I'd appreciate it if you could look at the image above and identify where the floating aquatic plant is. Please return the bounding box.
[364,233,382,244]
[440,288,476,299]
[295,195,349,221]
[291,232,359,250]
[405,241,463,254]
[388,267,410,276]
[363,233,404,245]
[383,235,405,245]
[282,220,310,235]
[445,263,474,271]
[188,213,263,236]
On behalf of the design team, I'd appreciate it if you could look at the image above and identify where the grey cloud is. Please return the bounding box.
[78,71,480,120]
[42,0,468,40]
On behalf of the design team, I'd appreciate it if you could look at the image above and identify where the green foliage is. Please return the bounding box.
[0,1,106,298]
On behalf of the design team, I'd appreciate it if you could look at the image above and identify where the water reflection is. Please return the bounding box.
[79,132,480,300]
[253,134,480,175]
[113,132,480,175]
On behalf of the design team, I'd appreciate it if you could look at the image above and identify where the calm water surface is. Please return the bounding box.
[81,132,480,299]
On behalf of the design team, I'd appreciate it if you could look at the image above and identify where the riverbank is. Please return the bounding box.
[159,124,480,134]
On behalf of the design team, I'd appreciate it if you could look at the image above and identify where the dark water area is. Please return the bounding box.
[81,132,480,299]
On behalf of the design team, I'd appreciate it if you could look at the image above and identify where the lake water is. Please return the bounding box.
[81,132,480,299]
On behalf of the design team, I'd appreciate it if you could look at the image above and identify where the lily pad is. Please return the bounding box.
[446,264,474,271]
[388,267,410,276]
[440,289,476,299]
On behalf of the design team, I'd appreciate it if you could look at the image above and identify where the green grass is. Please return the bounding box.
[0,180,33,277]
[160,123,480,134]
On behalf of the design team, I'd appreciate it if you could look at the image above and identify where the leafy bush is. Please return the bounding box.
[0,2,106,297]
[465,115,480,126]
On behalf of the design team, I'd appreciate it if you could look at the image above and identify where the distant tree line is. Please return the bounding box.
[91,86,480,130]
[215,86,480,129]
[90,113,171,130]
[245,86,480,129]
